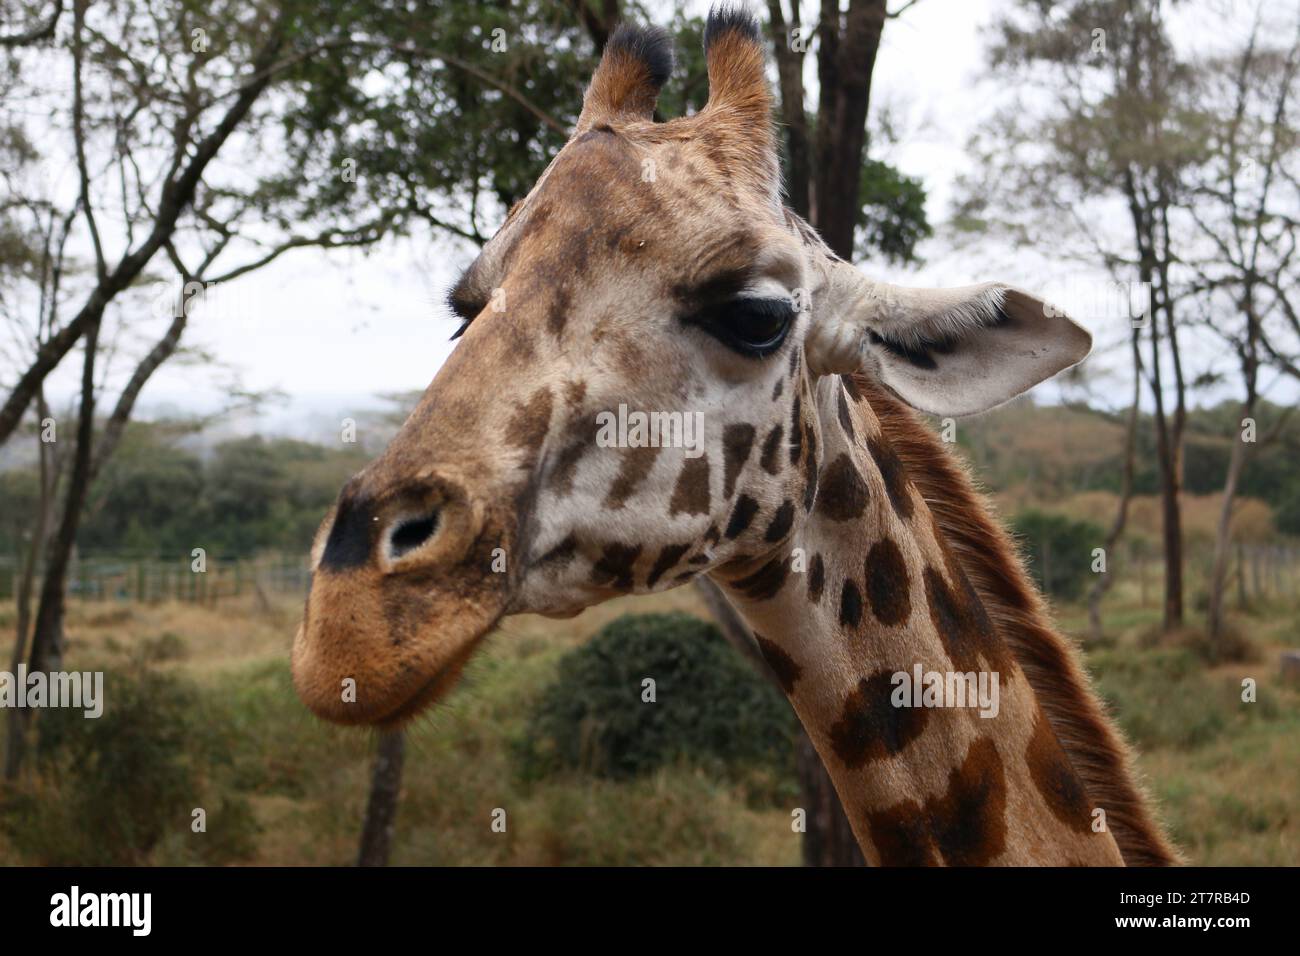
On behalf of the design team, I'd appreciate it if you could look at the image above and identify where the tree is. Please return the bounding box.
[1085,328,1141,643]
[1,0,476,770]
[766,0,930,262]
[959,0,1206,632]
[1178,9,1300,650]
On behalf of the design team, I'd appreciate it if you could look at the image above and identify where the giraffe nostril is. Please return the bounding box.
[388,511,439,559]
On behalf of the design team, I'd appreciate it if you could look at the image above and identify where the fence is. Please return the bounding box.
[1096,540,1300,607]
[0,553,312,605]
[1,543,1297,608]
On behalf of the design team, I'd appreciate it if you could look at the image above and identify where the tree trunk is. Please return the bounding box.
[357,729,406,866]
[693,577,866,866]
[4,393,58,781]
[1139,548,1149,607]
[1145,284,1185,632]
[1087,332,1141,644]
[811,0,888,258]
[20,318,101,777]
[1157,472,1184,630]
[795,732,866,865]
[766,0,812,219]
[1207,403,1253,649]
[1236,541,1247,609]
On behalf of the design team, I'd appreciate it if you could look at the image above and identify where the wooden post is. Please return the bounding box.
[357,730,406,867]
[1236,542,1247,609]
[1281,651,1300,684]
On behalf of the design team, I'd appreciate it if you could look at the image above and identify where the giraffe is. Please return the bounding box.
[291,7,1179,866]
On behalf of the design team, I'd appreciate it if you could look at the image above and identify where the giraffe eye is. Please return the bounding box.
[691,297,795,358]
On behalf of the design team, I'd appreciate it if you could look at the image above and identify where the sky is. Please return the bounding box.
[26,0,1298,441]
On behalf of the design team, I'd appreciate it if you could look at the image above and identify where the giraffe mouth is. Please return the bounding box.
[373,636,486,729]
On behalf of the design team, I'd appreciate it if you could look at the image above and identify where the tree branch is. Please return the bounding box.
[0,13,288,448]
[0,0,63,47]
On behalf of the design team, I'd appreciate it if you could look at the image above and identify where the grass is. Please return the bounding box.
[0,582,1296,866]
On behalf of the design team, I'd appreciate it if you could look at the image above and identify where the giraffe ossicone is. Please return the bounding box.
[291,5,1178,867]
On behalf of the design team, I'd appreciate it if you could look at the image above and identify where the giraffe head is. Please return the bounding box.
[291,7,1091,727]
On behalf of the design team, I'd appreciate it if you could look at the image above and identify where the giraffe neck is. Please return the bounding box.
[713,373,1124,866]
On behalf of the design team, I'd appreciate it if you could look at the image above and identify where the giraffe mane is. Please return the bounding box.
[853,373,1182,866]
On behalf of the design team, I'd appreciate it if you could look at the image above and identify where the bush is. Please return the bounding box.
[2,662,259,865]
[193,795,262,865]
[1087,646,1280,750]
[1012,509,1105,601]
[31,665,200,862]
[518,613,796,780]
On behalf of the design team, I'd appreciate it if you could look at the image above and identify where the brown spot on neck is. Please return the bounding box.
[564,379,588,407]
[754,633,802,695]
[724,494,759,539]
[923,563,1011,674]
[1025,713,1094,834]
[836,385,857,442]
[807,552,825,602]
[537,534,578,568]
[547,285,572,338]
[865,538,911,626]
[815,453,869,522]
[829,670,929,769]
[866,736,1008,866]
[548,416,596,497]
[764,500,796,542]
[839,578,863,628]
[867,435,914,521]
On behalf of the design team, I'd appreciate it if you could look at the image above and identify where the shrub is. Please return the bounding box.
[518,612,795,780]
[1012,509,1105,601]
[193,795,262,865]
[1085,646,1281,750]
[2,662,258,865]
[140,631,188,662]
[31,665,199,862]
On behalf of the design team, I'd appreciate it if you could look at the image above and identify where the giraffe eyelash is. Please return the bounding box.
[446,293,485,341]
[685,296,796,358]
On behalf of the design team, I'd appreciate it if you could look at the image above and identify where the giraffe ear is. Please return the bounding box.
[806,270,1092,416]
[702,6,770,124]
[575,24,673,131]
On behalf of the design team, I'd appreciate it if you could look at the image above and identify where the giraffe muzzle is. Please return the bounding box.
[291,470,508,726]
